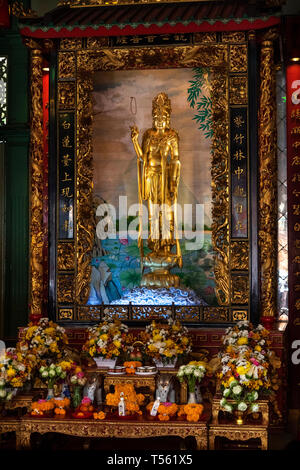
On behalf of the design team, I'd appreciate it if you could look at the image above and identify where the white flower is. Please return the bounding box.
[70,375,77,384]
[0,388,7,398]
[55,366,62,374]
[240,330,249,338]
[6,392,13,401]
[229,380,238,389]
[49,370,56,378]
[224,404,233,413]
[220,398,227,407]
[232,385,242,395]
[251,403,259,413]
[50,364,55,369]
[238,402,247,412]
[252,391,258,401]
[41,371,48,378]
[223,388,231,398]
[194,369,202,378]
[0,378,5,387]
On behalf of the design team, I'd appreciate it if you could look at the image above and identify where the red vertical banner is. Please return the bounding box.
[42,69,49,316]
[287,64,300,409]
[0,0,10,28]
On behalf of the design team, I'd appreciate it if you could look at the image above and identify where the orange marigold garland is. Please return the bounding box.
[105,384,145,415]
[146,401,178,421]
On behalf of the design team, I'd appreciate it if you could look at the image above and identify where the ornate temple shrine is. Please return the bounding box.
[0,0,299,454]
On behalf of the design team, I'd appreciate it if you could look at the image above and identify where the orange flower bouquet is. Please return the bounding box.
[146,401,178,421]
[53,397,70,416]
[106,384,144,416]
[123,361,142,375]
[177,403,204,422]
[94,411,106,420]
[31,399,55,417]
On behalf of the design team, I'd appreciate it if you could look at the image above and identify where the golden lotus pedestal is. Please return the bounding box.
[141,252,180,288]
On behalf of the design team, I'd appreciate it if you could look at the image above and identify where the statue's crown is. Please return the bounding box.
[152,92,171,116]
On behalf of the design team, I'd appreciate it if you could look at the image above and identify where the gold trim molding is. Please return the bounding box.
[258,33,278,318]
[58,0,219,7]
[27,45,44,319]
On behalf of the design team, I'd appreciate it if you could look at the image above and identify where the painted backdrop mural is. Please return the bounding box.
[88,68,217,306]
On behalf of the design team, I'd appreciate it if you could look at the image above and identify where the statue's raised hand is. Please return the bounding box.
[130,125,139,142]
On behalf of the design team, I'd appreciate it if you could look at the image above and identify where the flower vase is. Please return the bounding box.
[234,410,244,425]
[46,388,54,400]
[188,392,197,404]
[72,385,82,410]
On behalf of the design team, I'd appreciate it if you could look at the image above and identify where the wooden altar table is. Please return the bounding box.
[16,415,208,450]
[0,417,19,448]
[208,424,268,450]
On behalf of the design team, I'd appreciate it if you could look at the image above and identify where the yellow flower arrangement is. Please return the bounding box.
[82,316,132,360]
[0,348,31,400]
[17,318,68,368]
[219,321,273,414]
[143,318,191,364]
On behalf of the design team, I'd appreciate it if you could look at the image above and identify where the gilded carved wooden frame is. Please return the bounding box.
[54,32,252,323]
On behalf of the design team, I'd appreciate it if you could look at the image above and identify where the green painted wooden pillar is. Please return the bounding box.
[0,3,30,340]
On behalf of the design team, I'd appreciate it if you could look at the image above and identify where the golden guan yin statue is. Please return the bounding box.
[130,92,182,288]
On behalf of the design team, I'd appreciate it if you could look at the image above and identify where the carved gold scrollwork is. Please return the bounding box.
[57,243,75,271]
[193,32,217,43]
[232,310,248,321]
[58,308,74,320]
[77,306,101,321]
[57,275,75,304]
[258,33,278,318]
[11,1,37,18]
[87,37,110,49]
[229,76,248,105]
[231,276,249,305]
[222,32,246,43]
[77,45,227,73]
[60,39,82,50]
[27,45,44,319]
[76,76,94,304]
[202,307,229,322]
[58,82,76,110]
[211,70,230,306]
[231,241,249,271]
[58,52,76,79]
[229,45,248,72]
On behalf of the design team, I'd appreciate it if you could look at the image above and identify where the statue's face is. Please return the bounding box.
[153,111,169,130]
